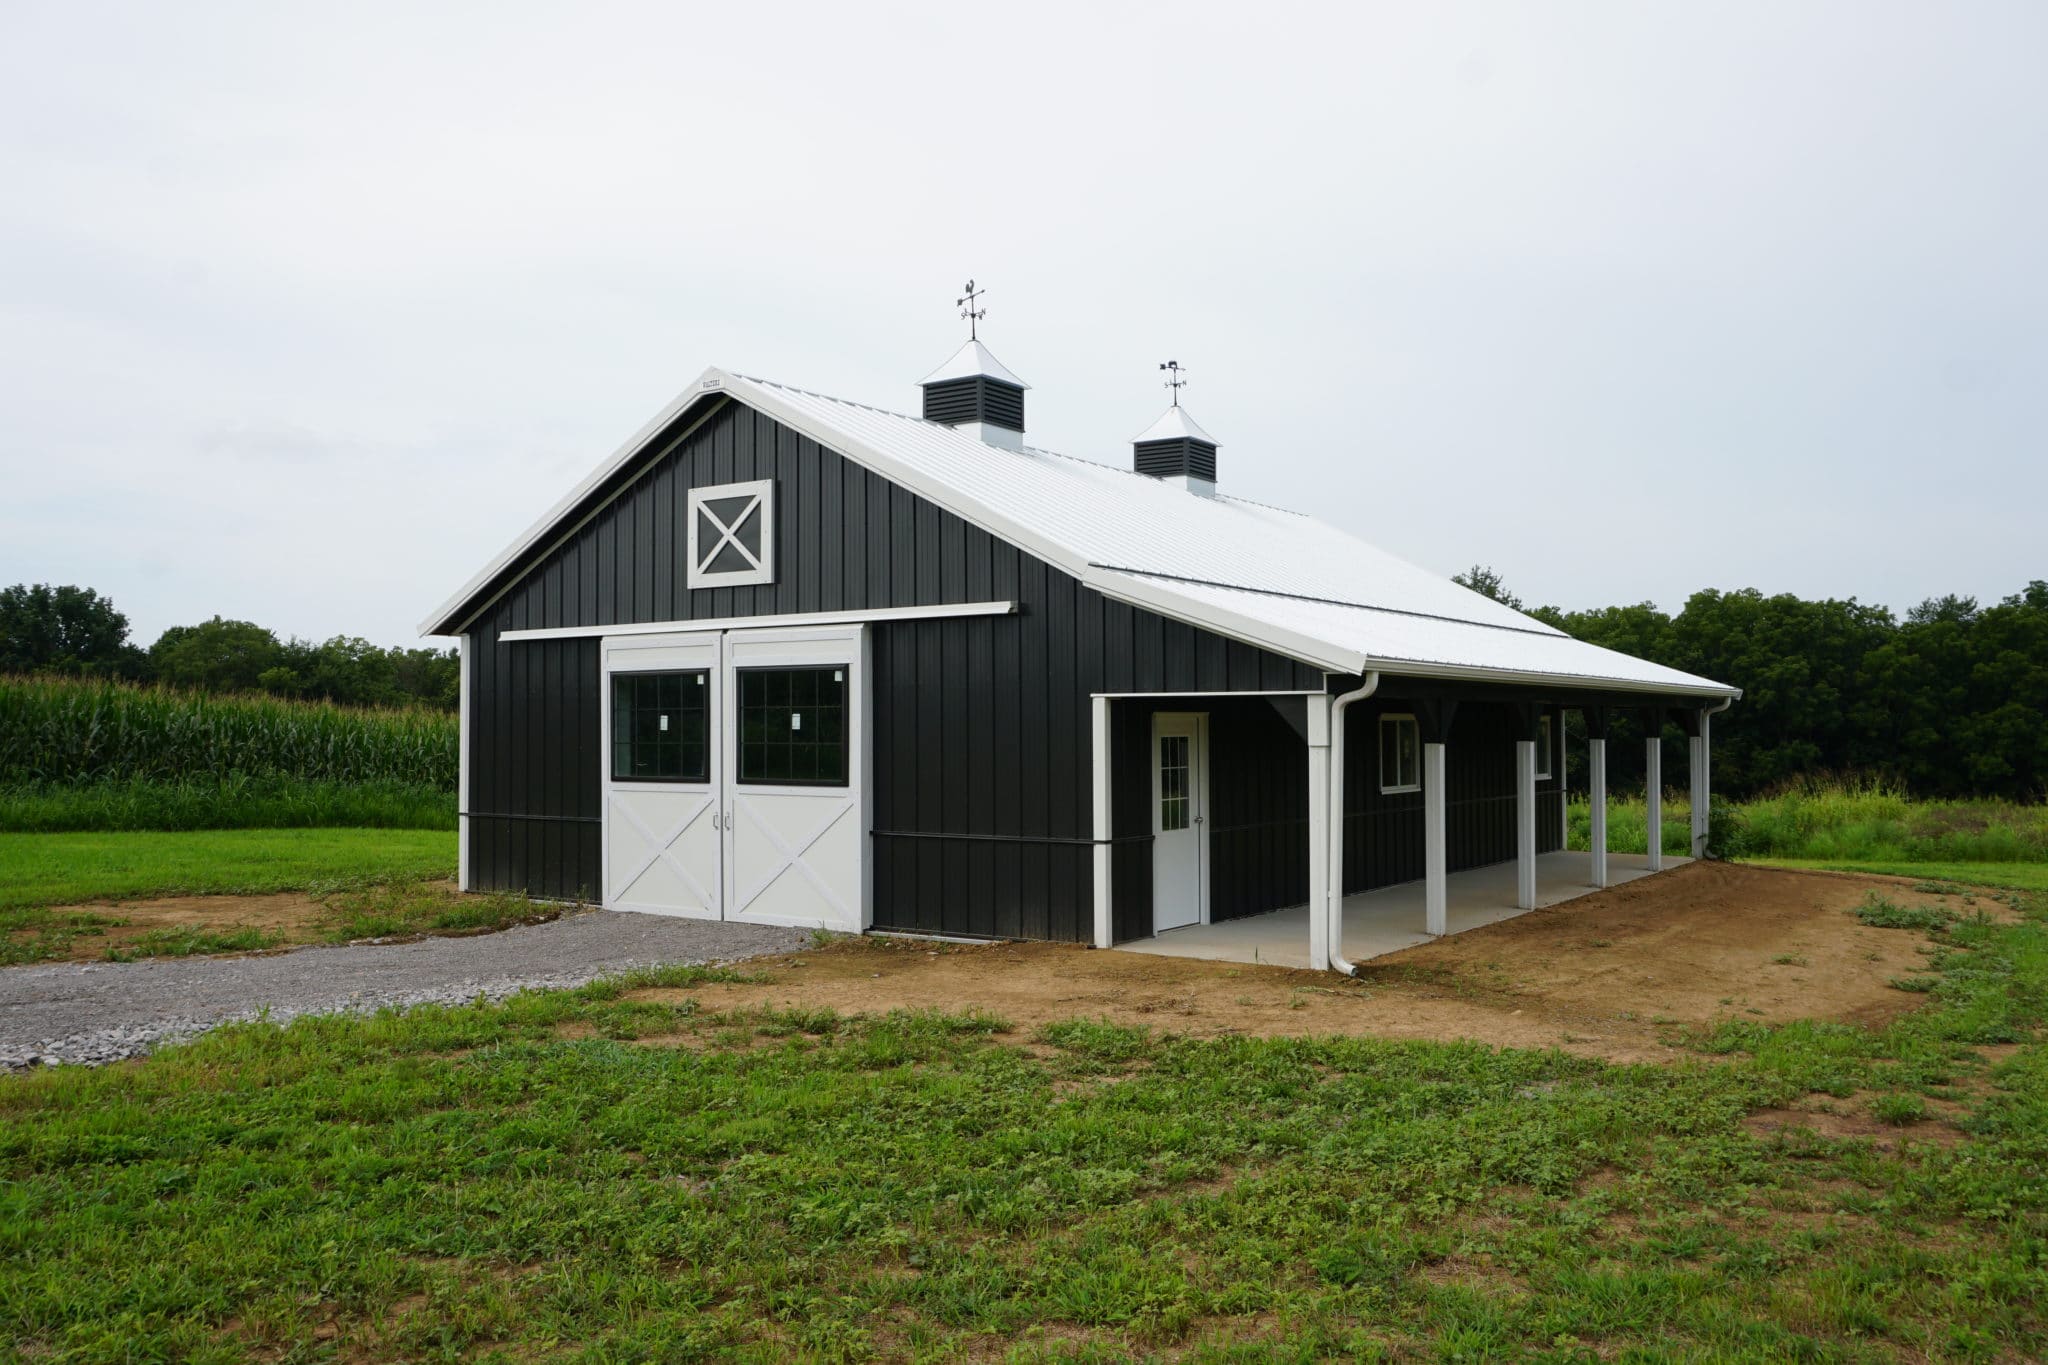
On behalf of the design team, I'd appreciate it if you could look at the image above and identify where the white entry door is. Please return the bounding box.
[1151,711,1209,933]
[721,626,869,933]
[603,633,724,917]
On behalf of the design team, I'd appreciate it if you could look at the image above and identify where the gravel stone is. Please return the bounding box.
[0,910,809,1070]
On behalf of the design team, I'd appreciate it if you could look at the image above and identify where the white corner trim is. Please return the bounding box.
[457,635,472,892]
[498,600,1017,643]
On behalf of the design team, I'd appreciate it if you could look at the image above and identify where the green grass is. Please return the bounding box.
[0,828,456,910]
[1573,780,2048,866]
[1752,858,2048,893]
[3,887,2044,1359]
[0,673,455,787]
[0,776,455,833]
[316,880,565,942]
[102,925,282,962]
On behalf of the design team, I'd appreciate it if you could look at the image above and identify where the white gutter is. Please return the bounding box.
[1326,671,1380,977]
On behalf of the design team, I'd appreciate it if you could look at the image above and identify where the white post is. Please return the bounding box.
[1423,741,1448,935]
[1090,695,1112,948]
[457,635,472,893]
[1690,710,1710,859]
[1645,734,1664,872]
[1515,737,1537,910]
[1306,696,1333,971]
[1588,736,1608,888]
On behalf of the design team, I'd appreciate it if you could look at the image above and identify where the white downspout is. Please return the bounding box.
[1695,695,1734,856]
[1327,671,1380,977]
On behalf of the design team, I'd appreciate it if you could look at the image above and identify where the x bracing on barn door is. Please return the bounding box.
[609,792,716,908]
[733,799,854,920]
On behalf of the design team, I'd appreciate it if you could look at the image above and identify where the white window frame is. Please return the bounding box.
[1379,713,1421,794]
[686,478,776,589]
[1536,713,1554,780]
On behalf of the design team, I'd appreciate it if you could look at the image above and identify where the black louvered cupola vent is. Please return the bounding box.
[921,375,1025,431]
[918,340,1030,448]
[1130,405,1221,493]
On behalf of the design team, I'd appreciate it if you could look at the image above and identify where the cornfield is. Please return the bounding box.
[0,675,457,788]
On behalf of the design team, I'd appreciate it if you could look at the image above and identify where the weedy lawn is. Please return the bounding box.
[2,886,2043,1361]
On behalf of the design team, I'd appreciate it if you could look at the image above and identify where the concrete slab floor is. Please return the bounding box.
[1115,851,1692,970]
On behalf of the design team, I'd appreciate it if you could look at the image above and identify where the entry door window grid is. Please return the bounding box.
[1535,714,1554,780]
[612,671,709,782]
[737,666,848,786]
[1158,733,1192,831]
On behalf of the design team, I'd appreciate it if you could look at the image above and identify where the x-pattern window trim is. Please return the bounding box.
[686,479,776,588]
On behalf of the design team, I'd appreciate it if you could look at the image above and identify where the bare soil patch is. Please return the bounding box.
[623,863,1957,1062]
[30,892,333,962]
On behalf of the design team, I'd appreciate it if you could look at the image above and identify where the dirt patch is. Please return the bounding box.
[27,892,335,963]
[616,864,1960,1063]
[1743,1091,1970,1151]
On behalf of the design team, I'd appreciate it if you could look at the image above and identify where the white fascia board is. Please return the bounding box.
[1372,656,1743,700]
[417,368,734,637]
[499,600,1016,643]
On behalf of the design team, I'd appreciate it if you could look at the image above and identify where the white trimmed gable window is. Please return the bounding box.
[1536,714,1554,780]
[686,479,775,588]
[1379,713,1420,794]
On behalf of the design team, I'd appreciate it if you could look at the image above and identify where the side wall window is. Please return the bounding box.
[611,671,710,781]
[1379,713,1420,794]
[1535,714,1554,780]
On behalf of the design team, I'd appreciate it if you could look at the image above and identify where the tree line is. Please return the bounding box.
[0,584,458,711]
[1455,569,2048,801]
[8,576,2046,797]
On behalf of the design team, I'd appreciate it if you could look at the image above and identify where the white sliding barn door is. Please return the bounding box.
[603,633,724,918]
[721,626,869,933]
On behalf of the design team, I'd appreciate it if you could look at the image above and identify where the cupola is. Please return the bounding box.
[919,339,1029,450]
[1132,405,1219,496]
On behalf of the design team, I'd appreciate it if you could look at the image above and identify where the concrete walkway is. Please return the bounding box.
[0,910,808,1070]
[1116,851,1689,970]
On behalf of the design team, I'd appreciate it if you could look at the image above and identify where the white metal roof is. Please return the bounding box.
[421,366,1737,699]
[917,340,1030,389]
[1133,405,1219,446]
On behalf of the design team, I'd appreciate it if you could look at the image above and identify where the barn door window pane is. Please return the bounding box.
[1379,714,1420,793]
[1158,734,1191,831]
[737,666,848,786]
[612,671,709,782]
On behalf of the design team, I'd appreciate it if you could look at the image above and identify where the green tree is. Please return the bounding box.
[0,583,142,675]
[1452,565,1522,610]
[149,618,285,693]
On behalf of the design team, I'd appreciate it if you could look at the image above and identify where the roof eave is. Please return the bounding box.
[416,367,736,637]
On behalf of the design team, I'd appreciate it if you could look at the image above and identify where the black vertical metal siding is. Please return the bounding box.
[1339,698,1565,895]
[462,397,1322,932]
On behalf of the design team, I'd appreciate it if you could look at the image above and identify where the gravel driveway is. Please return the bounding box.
[0,911,809,1070]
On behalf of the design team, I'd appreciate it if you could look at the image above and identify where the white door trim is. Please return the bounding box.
[720,623,870,933]
[601,630,726,919]
[1150,710,1210,933]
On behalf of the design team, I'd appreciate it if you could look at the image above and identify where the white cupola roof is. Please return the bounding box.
[1132,405,1218,446]
[919,340,1031,389]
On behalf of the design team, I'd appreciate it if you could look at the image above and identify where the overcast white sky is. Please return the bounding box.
[3,2,2043,648]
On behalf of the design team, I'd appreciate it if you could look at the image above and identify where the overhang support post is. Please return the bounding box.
[1423,742,1448,935]
[1643,707,1665,873]
[1090,695,1112,949]
[1584,706,1609,889]
[1515,738,1538,910]
[1690,707,1712,859]
[1306,694,1333,972]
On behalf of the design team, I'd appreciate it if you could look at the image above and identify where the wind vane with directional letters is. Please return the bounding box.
[1160,359,1187,406]
[957,280,986,341]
